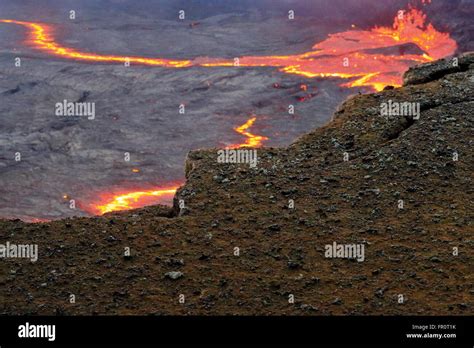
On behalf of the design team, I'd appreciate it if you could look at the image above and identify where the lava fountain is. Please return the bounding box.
[191,5,457,90]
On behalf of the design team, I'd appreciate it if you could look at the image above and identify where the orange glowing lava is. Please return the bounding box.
[230,117,268,148]
[90,186,179,215]
[230,6,456,91]
[0,2,457,91]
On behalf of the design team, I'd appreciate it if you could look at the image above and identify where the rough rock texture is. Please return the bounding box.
[403,52,474,85]
[0,54,473,315]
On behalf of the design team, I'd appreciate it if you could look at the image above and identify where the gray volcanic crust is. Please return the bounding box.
[0,54,472,315]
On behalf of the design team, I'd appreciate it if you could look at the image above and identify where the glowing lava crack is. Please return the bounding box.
[230,117,269,148]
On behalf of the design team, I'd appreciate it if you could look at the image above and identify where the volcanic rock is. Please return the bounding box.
[165,271,184,280]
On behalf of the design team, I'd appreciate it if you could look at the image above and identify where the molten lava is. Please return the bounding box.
[231,6,456,91]
[230,117,268,148]
[90,185,179,215]
[0,2,457,91]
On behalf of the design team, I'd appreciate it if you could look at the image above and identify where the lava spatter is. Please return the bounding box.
[232,7,456,91]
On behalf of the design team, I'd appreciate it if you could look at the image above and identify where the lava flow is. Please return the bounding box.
[0,1,457,91]
[89,185,180,215]
[194,4,457,90]
[229,117,269,148]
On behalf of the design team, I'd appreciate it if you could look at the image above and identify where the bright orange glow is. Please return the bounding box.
[89,185,179,215]
[191,7,456,91]
[229,117,268,148]
[230,6,456,91]
[0,3,457,91]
